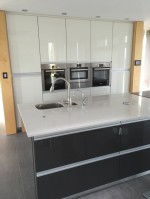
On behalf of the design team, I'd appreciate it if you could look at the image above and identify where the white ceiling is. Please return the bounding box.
[1,0,150,23]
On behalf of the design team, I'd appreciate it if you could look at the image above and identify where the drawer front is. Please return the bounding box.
[120,148,150,179]
[34,126,120,172]
[121,120,150,150]
[37,157,119,199]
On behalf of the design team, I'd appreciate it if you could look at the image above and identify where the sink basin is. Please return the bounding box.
[35,103,64,110]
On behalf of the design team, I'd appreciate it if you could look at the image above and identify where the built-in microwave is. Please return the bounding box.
[41,63,67,91]
[91,62,111,87]
[67,63,92,89]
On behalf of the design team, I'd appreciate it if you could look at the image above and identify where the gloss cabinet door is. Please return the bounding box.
[121,120,150,150]
[120,148,150,179]
[91,21,113,62]
[13,76,43,127]
[112,22,133,70]
[37,157,119,199]
[111,71,130,94]
[38,17,66,63]
[34,125,120,172]
[66,19,90,62]
[6,14,41,73]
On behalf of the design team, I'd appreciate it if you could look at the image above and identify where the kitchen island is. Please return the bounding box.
[18,94,150,199]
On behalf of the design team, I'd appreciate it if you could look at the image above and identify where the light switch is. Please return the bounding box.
[3,72,8,79]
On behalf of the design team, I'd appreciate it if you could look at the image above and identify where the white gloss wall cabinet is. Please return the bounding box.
[91,86,111,96]
[6,14,41,73]
[111,71,130,94]
[13,76,43,127]
[91,21,113,62]
[112,22,133,70]
[38,17,66,63]
[66,19,90,62]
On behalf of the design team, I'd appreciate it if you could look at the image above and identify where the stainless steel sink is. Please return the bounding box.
[35,103,64,110]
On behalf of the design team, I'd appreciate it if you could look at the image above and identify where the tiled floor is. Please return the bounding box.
[0,132,150,199]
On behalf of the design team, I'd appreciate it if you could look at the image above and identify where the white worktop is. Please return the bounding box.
[18,93,150,138]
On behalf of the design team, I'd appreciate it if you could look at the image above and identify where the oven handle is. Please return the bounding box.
[94,68,110,71]
[70,68,89,71]
[45,70,65,72]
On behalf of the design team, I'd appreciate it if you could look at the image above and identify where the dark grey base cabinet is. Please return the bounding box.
[33,120,150,199]
[120,148,150,179]
[34,125,120,172]
[121,120,150,150]
[37,157,119,199]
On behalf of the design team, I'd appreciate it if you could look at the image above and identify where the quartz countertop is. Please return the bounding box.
[132,90,150,98]
[18,93,150,138]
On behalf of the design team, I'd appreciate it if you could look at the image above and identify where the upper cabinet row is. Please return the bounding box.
[6,15,133,73]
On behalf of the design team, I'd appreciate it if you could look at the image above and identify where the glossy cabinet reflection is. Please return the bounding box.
[34,125,120,172]
[6,14,41,73]
[121,120,150,150]
[91,86,111,96]
[66,19,90,62]
[112,22,133,70]
[111,71,130,94]
[91,21,113,62]
[120,148,150,178]
[38,17,66,63]
[13,76,43,127]
[33,120,150,199]
[37,157,119,199]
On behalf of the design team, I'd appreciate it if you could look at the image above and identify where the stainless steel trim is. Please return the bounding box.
[41,63,67,70]
[12,72,41,77]
[120,144,150,155]
[70,68,89,71]
[67,63,90,68]
[94,68,110,71]
[62,170,150,199]
[34,122,120,140]
[36,152,120,177]
[68,64,91,83]
[45,69,65,72]
[36,144,150,177]
[91,62,112,68]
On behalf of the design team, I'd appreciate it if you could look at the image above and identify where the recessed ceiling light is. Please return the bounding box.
[61,13,67,15]
[22,9,28,12]
[96,16,101,18]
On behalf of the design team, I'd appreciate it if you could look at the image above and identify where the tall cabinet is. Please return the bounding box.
[6,14,43,127]
[66,19,90,63]
[38,17,66,63]
[90,20,113,96]
[111,22,133,94]
[91,21,113,62]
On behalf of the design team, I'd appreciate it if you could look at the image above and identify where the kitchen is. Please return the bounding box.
[0,0,150,198]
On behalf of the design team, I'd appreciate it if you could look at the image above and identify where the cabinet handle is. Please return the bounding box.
[119,127,122,135]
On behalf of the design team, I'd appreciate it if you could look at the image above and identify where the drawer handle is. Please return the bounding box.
[119,127,122,135]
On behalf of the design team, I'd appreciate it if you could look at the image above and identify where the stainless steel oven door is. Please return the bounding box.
[69,67,91,82]
[92,68,110,87]
[42,69,66,91]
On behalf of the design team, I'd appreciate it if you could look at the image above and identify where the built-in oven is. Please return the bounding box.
[67,63,91,89]
[91,62,111,87]
[41,63,67,91]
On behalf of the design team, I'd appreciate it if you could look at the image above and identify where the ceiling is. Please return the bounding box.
[1,0,150,23]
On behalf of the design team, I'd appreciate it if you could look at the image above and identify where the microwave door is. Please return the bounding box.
[70,68,89,82]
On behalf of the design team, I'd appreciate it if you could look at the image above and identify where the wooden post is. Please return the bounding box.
[130,21,144,92]
[0,10,17,134]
